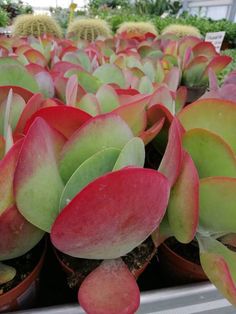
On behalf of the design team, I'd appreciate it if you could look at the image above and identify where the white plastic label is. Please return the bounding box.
[205,32,225,53]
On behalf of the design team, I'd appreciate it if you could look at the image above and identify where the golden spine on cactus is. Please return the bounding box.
[117,22,158,37]
[67,18,111,42]
[161,24,201,38]
[12,14,62,38]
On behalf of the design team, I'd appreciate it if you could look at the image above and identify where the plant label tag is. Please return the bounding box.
[205,32,225,53]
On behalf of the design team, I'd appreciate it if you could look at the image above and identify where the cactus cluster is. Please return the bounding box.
[67,18,111,41]
[13,14,62,38]
[161,24,201,38]
[117,21,157,37]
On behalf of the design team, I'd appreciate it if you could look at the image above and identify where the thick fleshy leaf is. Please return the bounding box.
[149,86,174,113]
[59,148,120,210]
[66,70,102,94]
[34,71,54,98]
[199,177,236,233]
[0,140,22,215]
[112,96,149,136]
[175,86,187,113]
[78,259,140,314]
[14,93,44,137]
[198,236,236,306]
[96,85,120,113]
[23,106,91,139]
[139,117,165,145]
[0,86,33,104]
[167,151,199,243]
[138,76,153,94]
[182,56,208,87]
[113,137,145,170]
[183,129,236,178]
[66,74,78,106]
[159,117,183,186]
[0,135,4,159]
[59,113,133,182]
[192,42,217,58]
[178,99,236,154]
[0,59,39,93]
[0,205,44,260]
[178,36,201,57]
[93,64,125,88]
[51,168,170,259]
[77,93,101,116]
[24,49,47,67]
[14,118,65,232]
[0,262,16,284]
[164,67,180,92]
[202,55,232,82]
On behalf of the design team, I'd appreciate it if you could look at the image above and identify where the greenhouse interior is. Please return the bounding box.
[0,0,236,313]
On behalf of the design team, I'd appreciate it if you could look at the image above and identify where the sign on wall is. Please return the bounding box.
[205,31,225,53]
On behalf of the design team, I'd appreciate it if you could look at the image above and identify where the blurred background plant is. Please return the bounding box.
[134,0,182,16]
[0,0,33,23]
[0,7,9,27]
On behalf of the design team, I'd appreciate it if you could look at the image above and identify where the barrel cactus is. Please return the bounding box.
[13,14,62,38]
[117,21,157,37]
[67,18,111,41]
[161,24,201,38]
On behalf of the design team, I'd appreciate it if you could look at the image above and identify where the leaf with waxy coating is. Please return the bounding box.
[77,93,101,116]
[93,64,125,88]
[159,117,183,187]
[59,113,134,182]
[14,118,65,232]
[59,148,120,210]
[183,129,236,178]
[199,177,236,233]
[198,236,236,306]
[178,98,236,154]
[51,168,170,259]
[0,205,44,260]
[78,259,140,314]
[167,151,199,243]
[113,137,145,170]
[96,85,120,113]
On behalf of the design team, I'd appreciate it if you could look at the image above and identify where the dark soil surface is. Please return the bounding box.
[0,239,45,295]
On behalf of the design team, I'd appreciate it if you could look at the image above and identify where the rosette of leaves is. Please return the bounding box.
[67,18,111,41]
[12,14,62,38]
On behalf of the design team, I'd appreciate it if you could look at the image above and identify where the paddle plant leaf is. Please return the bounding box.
[178,99,236,154]
[168,151,199,243]
[0,59,39,93]
[14,118,65,232]
[78,259,140,314]
[183,129,236,178]
[0,205,44,260]
[199,177,236,233]
[66,74,78,106]
[182,56,208,87]
[113,137,145,171]
[51,168,170,259]
[59,148,120,210]
[198,236,236,306]
[96,85,120,113]
[66,70,102,94]
[77,93,101,116]
[0,262,16,284]
[164,67,180,92]
[93,64,125,88]
[24,106,91,139]
[59,113,134,182]
[0,140,22,215]
[175,86,187,114]
[138,76,153,94]
[159,117,183,187]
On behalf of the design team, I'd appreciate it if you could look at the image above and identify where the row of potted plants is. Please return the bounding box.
[0,31,236,314]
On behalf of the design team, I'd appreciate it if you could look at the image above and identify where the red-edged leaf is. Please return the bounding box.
[14,93,44,137]
[14,118,65,232]
[0,86,33,104]
[24,49,47,67]
[0,140,23,214]
[140,117,165,145]
[175,86,187,113]
[178,36,201,57]
[77,93,101,116]
[159,117,183,186]
[24,106,91,139]
[51,61,84,75]
[59,113,134,182]
[198,236,236,306]
[0,135,4,159]
[65,74,78,106]
[78,259,140,314]
[168,151,199,243]
[192,42,217,58]
[149,86,174,113]
[0,205,44,260]
[51,168,170,259]
[164,67,180,92]
[202,55,232,82]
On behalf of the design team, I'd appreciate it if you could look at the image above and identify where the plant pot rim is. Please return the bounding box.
[0,237,47,307]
